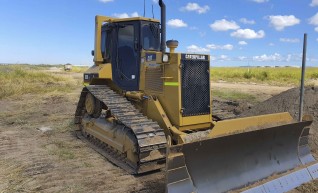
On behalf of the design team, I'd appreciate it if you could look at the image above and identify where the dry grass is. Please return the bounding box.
[0,64,81,99]
[211,67,318,86]
[45,140,76,160]
[70,66,89,73]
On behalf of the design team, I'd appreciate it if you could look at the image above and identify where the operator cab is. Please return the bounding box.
[100,18,161,91]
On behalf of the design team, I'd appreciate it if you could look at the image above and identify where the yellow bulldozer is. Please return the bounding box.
[75,1,318,192]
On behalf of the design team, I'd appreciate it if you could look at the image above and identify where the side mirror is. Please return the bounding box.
[91,50,95,56]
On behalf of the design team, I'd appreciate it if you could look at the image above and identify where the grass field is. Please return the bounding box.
[71,66,89,73]
[0,64,87,99]
[211,67,318,86]
[212,89,256,101]
[1,64,316,101]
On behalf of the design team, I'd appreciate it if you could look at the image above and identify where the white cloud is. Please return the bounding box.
[186,43,234,53]
[237,53,302,63]
[113,12,139,18]
[269,43,275,46]
[167,19,188,28]
[223,44,234,50]
[210,19,240,31]
[186,45,209,53]
[279,38,300,43]
[238,56,247,61]
[114,13,129,18]
[131,12,139,17]
[268,15,300,31]
[315,27,318,32]
[181,3,210,14]
[310,0,318,7]
[252,53,299,63]
[238,41,248,45]
[206,44,234,50]
[252,0,269,3]
[220,55,229,60]
[152,0,159,3]
[231,29,265,39]
[239,18,256,25]
[309,13,318,25]
[253,53,282,62]
[286,54,292,62]
[210,56,217,61]
[99,0,113,3]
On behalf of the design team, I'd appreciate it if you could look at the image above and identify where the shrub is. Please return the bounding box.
[243,71,252,79]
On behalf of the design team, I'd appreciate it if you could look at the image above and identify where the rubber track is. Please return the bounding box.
[75,130,136,174]
[75,85,167,174]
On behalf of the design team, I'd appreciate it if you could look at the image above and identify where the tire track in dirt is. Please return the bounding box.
[0,127,56,192]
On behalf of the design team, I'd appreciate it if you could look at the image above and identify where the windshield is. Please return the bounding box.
[142,23,160,51]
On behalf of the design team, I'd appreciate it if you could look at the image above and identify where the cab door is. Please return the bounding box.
[111,22,140,91]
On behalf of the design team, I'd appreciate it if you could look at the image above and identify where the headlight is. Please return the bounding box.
[162,54,169,62]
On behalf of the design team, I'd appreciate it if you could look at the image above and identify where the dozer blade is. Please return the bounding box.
[166,114,318,193]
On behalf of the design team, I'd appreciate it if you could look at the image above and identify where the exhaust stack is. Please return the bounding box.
[159,0,166,53]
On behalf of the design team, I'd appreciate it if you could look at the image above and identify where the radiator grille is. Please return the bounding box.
[181,59,210,117]
[145,66,163,92]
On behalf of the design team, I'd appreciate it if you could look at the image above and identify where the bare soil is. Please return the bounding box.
[0,72,164,193]
[0,70,315,193]
[211,82,292,120]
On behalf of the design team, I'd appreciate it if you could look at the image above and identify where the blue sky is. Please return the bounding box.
[1,0,318,66]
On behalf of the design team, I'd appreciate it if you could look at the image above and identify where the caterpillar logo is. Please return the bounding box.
[181,54,208,60]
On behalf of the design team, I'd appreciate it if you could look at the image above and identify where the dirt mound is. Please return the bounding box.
[241,86,318,158]
[212,97,253,120]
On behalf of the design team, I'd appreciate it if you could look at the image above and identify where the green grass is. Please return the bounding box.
[212,89,256,101]
[211,67,318,86]
[0,64,80,99]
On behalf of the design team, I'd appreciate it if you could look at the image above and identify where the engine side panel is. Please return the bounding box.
[142,52,212,130]
[180,54,210,117]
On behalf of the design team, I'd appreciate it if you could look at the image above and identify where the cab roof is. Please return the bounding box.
[103,16,160,23]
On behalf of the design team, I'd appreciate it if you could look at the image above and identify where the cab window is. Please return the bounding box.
[142,23,160,51]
